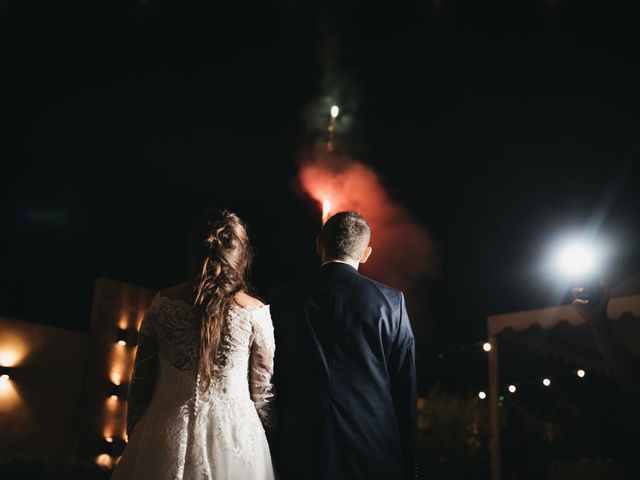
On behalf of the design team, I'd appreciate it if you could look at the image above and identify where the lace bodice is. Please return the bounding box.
[127,294,275,436]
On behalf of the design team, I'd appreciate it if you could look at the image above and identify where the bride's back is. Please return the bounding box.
[112,209,276,480]
[149,287,268,387]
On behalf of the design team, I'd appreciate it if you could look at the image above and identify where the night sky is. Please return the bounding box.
[2,0,640,386]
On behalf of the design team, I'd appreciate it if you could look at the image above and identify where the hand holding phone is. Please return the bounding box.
[572,279,609,327]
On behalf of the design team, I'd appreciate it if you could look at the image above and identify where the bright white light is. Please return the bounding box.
[109,394,118,400]
[105,436,114,443]
[482,342,492,352]
[508,384,517,393]
[117,340,127,346]
[0,374,9,382]
[577,369,586,378]
[330,105,340,118]
[478,391,487,400]
[543,378,551,387]
[553,240,600,278]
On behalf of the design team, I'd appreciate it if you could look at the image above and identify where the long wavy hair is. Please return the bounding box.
[189,208,253,389]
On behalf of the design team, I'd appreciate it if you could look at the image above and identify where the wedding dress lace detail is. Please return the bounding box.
[113,294,276,480]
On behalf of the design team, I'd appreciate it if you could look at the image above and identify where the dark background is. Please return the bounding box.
[2,0,640,392]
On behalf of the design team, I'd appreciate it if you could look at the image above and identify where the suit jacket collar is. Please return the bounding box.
[320,261,358,273]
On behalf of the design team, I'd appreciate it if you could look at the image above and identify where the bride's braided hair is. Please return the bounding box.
[193,209,252,388]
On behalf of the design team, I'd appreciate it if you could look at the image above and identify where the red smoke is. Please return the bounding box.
[298,155,439,320]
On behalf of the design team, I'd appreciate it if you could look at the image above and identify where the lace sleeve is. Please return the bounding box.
[249,307,275,428]
[127,308,159,437]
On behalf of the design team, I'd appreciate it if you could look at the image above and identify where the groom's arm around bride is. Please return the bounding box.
[269,211,417,480]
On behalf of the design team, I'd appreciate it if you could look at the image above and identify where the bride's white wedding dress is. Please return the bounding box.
[111,294,276,480]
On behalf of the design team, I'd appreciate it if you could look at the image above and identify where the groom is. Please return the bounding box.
[268,211,417,480]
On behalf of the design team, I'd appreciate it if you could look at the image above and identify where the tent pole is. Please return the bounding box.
[489,334,501,480]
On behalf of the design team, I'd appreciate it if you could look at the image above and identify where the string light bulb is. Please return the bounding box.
[482,342,492,352]
[330,105,339,118]
[577,369,586,378]
[105,436,114,443]
[543,378,551,387]
[508,384,517,393]
[478,391,487,400]
[0,374,9,382]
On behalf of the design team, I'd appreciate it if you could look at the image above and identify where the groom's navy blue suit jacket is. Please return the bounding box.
[268,262,416,480]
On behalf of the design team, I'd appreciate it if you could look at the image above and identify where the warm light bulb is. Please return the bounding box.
[543,378,551,387]
[478,391,486,400]
[109,394,118,400]
[330,105,339,118]
[508,384,516,393]
[105,436,114,443]
[577,369,586,378]
[0,374,9,382]
[117,340,127,346]
[482,342,492,352]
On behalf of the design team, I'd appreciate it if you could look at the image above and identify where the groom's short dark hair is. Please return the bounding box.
[321,211,371,261]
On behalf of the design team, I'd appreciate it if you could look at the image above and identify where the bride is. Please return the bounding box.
[111,209,276,480]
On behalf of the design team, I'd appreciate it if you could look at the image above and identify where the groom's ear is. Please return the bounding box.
[359,246,373,264]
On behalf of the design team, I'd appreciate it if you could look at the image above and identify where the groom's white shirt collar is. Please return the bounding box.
[321,259,359,271]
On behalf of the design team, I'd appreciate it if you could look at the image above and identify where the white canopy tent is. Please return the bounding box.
[486,289,640,480]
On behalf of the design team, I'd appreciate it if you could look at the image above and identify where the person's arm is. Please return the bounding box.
[573,285,640,395]
[126,311,159,437]
[249,308,276,429]
[389,292,417,480]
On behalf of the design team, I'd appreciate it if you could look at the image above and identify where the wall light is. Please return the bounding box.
[95,453,114,469]
[116,329,128,346]
[108,381,125,401]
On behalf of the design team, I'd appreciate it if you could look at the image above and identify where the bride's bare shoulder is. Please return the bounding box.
[234,291,265,308]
